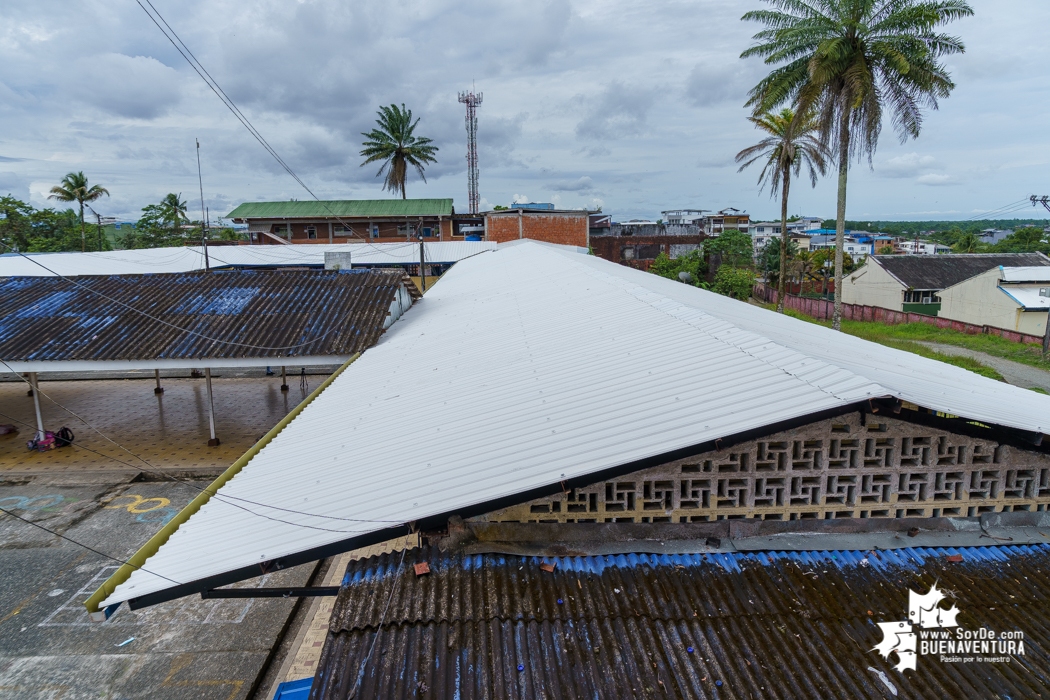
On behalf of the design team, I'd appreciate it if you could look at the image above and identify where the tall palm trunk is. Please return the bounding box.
[777,167,790,312]
[832,105,851,331]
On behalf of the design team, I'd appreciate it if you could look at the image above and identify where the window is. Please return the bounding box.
[306,225,317,240]
[371,225,379,239]
[422,227,433,237]
[334,224,353,237]
[622,246,635,260]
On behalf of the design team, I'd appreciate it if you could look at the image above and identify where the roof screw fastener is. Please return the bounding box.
[715,680,723,687]
[517,664,524,672]
[557,598,563,605]
[687,647,694,654]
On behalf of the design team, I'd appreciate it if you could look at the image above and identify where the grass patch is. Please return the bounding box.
[760,304,1006,381]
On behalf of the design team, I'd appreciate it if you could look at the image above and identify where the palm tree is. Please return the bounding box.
[360,104,439,199]
[742,0,973,329]
[48,172,110,252]
[159,193,188,238]
[736,108,829,312]
[953,231,982,253]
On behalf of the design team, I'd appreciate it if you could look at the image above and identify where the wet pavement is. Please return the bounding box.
[0,374,329,474]
[0,474,315,700]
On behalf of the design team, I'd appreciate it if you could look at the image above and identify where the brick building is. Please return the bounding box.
[227,199,461,244]
[484,207,590,247]
[589,233,707,271]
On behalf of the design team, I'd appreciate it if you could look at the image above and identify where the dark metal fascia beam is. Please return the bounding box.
[201,586,340,599]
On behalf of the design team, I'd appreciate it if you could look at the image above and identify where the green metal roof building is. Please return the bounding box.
[225,199,460,244]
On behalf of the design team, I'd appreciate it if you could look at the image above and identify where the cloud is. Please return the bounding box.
[0,155,27,163]
[547,176,593,192]
[685,61,755,107]
[512,193,530,203]
[67,54,183,120]
[916,173,955,186]
[0,171,29,200]
[879,153,938,178]
[575,82,656,140]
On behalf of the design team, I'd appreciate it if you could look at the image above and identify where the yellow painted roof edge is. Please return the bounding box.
[84,353,360,616]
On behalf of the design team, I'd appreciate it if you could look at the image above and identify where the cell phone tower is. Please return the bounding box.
[458,88,483,215]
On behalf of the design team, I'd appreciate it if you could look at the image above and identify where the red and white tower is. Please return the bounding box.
[458,89,483,215]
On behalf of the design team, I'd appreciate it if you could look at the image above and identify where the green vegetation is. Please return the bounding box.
[47,171,110,252]
[743,0,973,330]
[736,107,829,311]
[360,103,439,199]
[0,195,104,252]
[776,309,1007,380]
[649,249,707,287]
[706,228,753,268]
[713,265,756,300]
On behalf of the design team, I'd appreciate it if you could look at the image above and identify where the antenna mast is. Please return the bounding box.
[458,87,483,215]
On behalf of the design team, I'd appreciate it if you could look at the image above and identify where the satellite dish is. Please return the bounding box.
[678,271,695,284]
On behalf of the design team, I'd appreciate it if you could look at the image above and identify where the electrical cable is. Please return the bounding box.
[134,0,436,258]
[0,365,403,527]
[349,544,408,699]
[0,506,184,586]
[963,198,1035,221]
[0,240,378,353]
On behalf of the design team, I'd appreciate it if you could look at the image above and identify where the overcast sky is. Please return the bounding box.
[1,0,1048,223]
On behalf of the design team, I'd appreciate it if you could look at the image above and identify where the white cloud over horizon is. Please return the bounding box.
[1,0,1048,223]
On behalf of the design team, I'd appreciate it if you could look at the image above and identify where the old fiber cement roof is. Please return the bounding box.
[226,198,454,220]
[97,241,1050,610]
[311,543,1050,699]
[0,268,412,371]
[0,242,496,277]
[871,252,1050,290]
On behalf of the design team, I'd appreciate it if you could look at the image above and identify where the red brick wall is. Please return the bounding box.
[487,212,588,247]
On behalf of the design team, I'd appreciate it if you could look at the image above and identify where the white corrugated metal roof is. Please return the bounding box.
[1000,266,1050,283]
[0,242,496,277]
[98,241,1050,609]
[999,285,1050,310]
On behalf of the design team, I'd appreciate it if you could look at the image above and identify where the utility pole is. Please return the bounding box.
[418,228,426,293]
[96,211,103,251]
[196,138,210,271]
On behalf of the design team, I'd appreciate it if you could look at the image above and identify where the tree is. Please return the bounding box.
[952,231,984,253]
[47,171,110,252]
[713,265,757,300]
[158,193,188,237]
[742,0,973,330]
[877,245,895,255]
[360,104,439,199]
[649,249,708,287]
[995,227,1049,254]
[706,229,754,269]
[760,236,799,289]
[736,107,829,312]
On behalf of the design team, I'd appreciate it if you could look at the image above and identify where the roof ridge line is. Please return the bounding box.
[569,262,890,405]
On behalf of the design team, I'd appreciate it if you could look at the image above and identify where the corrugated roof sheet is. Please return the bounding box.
[97,242,1050,610]
[0,242,496,277]
[873,253,1050,290]
[226,199,454,220]
[1000,265,1050,282]
[0,268,410,363]
[311,543,1050,699]
[998,285,1050,310]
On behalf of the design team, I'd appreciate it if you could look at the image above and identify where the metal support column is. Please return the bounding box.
[154,369,164,395]
[205,368,220,446]
[29,372,44,440]
[280,366,289,392]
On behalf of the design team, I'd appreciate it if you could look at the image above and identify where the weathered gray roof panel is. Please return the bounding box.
[0,268,410,362]
[873,252,1050,290]
[312,543,1050,699]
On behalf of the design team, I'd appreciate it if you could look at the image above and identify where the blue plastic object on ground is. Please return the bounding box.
[273,677,313,700]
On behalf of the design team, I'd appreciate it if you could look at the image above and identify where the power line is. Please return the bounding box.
[0,506,183,586]
[133,0,433,257]
[0,240,377,353]
[0,362,403,528]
